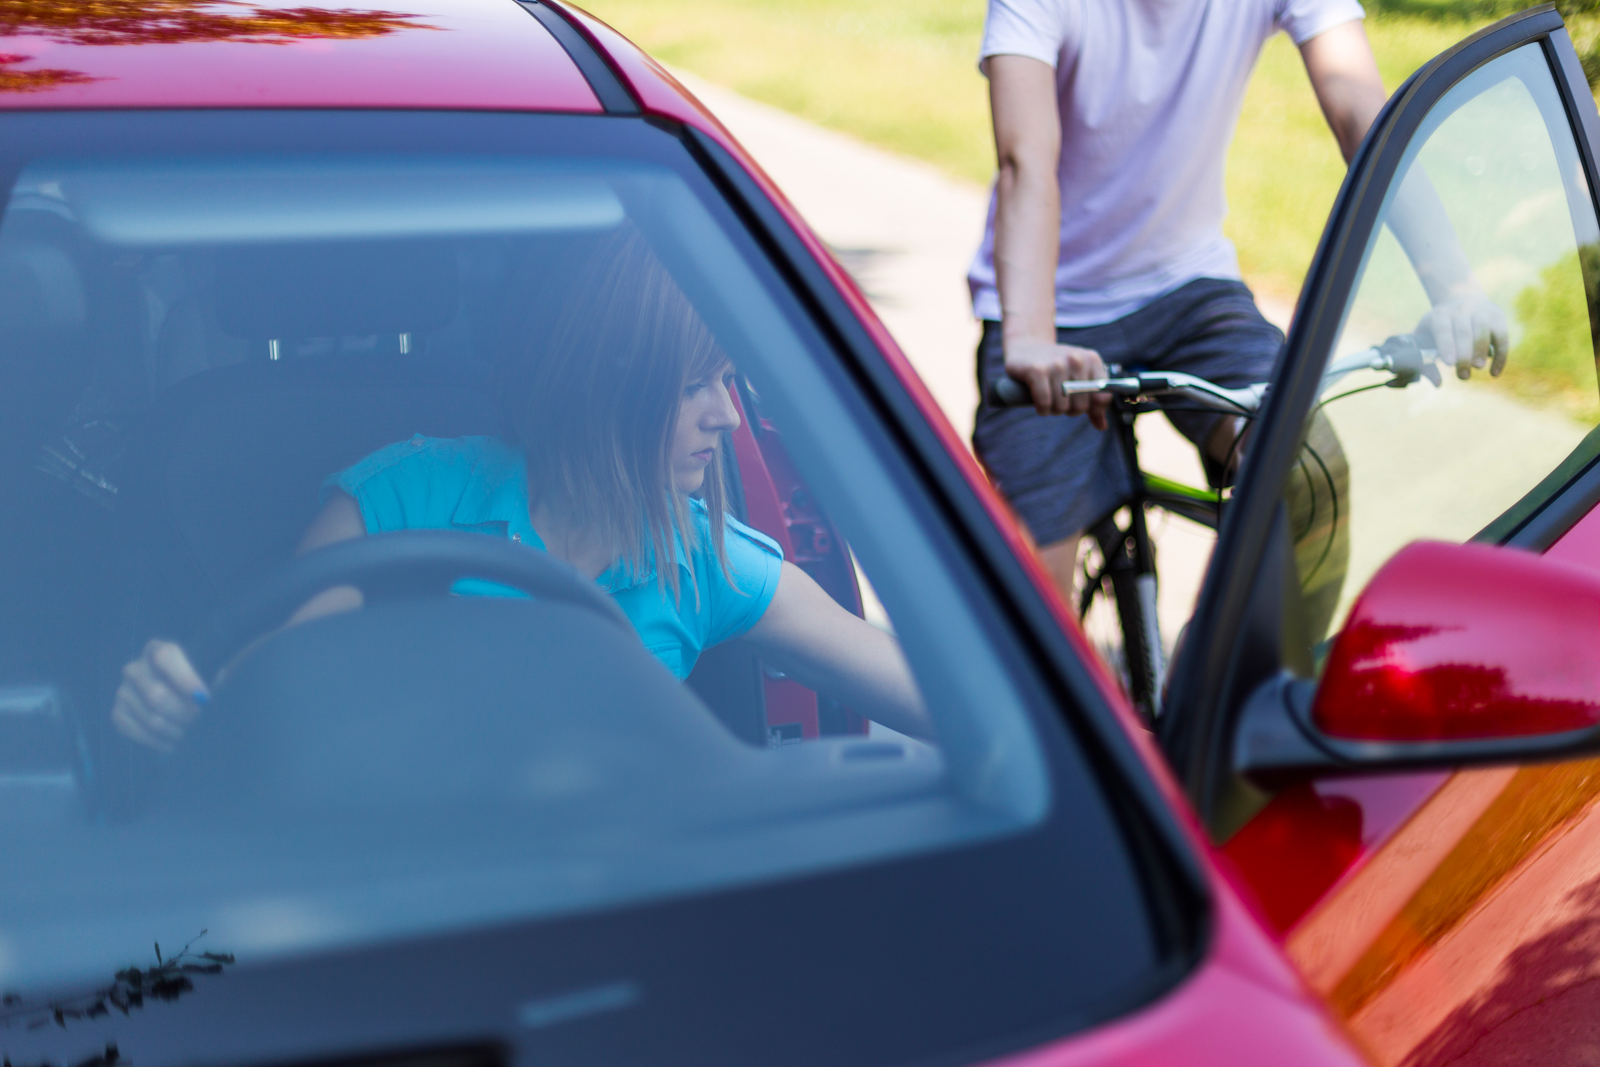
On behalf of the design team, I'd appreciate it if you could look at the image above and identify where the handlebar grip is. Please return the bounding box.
[987,376,1033,408]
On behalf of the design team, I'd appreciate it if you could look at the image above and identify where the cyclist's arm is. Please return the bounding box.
[1302,22,1507,376]
[986,54,1108,426]
[1300,21,1385,164]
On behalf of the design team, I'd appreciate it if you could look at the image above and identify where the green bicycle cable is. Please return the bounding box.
[1299,438,1340,588]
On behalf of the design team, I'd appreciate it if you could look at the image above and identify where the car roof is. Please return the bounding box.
[0,0,600,111]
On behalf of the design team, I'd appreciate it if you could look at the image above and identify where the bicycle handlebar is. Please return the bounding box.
[985,333,1441,414]
[1322,333,1441,390]
[986,369,1266,413]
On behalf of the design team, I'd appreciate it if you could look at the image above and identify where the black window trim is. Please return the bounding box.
[516,0,641,116]
[1501,449,1600,550]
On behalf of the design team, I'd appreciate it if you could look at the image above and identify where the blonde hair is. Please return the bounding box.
[497,225,732,601]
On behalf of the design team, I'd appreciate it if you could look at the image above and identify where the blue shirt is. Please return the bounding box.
[324,435,785,680]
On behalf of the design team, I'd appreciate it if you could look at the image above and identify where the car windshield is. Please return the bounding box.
[0,112,1172,1066]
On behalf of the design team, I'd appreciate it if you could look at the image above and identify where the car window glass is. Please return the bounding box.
[1287,42,1600,652]
[0,114,1165,1057]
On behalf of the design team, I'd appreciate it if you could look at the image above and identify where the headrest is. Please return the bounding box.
[120,359,498,597]
[0,212,86,345]
[215,240,459,340]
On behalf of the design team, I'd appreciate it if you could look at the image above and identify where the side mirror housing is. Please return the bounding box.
[1235,541,1600,781]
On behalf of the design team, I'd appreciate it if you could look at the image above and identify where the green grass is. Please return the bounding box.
[579,0,1499,303]
[579,0,992,182]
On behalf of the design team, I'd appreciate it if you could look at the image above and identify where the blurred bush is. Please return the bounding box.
[1508,246,1600,421]
[1557,0,1600,85]
[1369,0,1600,85]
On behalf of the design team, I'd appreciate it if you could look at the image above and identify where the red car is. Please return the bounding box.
[0,4,1598,1067]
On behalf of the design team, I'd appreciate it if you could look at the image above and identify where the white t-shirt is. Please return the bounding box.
[968,0,1364,327]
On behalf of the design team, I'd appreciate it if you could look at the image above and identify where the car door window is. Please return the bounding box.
[1288,41,1600,651]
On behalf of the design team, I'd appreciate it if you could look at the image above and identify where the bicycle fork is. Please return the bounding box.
[1126,509,1165,721]
[1087,398,1165,722]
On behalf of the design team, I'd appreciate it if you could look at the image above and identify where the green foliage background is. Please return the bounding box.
[1511,248,1600,419]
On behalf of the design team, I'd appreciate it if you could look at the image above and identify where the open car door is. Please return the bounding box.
[1162,8,1600,1065]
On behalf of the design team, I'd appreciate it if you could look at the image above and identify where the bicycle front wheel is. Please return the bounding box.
[1079,512,1164,723]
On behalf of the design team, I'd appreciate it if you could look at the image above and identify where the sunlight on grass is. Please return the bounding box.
[579,0,994,181]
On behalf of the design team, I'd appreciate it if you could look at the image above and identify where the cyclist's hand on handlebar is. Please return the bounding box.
[1004,337,1110,429]
[1416,290,1509,380]
[111,639,208,751]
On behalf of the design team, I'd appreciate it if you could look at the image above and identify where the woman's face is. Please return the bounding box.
[671,360,740,494]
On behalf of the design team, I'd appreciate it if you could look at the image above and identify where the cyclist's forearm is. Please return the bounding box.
[1300,21,1386,164]
[995,161,1059,347]
[988,54,1061,347]
[1387,166,1478,304]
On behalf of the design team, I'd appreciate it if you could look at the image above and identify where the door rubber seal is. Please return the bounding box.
[517,0,641,115]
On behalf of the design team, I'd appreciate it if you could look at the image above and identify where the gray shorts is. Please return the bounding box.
[973,278,1283,547]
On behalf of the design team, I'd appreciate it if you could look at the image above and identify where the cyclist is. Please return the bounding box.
[971,0,1508,604]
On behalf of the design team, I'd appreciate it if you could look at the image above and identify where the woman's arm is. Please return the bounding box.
[111,491,367,748]
[741,561,932,741]
[285,489,366,623]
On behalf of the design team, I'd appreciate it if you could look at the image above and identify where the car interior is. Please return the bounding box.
[0,191,850,775]
[0,134,1091,995]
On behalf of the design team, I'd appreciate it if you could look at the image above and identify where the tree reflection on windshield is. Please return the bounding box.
[0,52,98,91]
[0,0,435,47]
[1,931,233,1046]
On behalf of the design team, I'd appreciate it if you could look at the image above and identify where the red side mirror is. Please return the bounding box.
[1312,541,1600,742]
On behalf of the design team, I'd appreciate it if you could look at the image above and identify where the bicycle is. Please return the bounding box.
[986,334,1440,724]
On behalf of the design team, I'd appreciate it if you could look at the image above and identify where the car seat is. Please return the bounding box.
[107,239,493,659]
[0,206,109,690]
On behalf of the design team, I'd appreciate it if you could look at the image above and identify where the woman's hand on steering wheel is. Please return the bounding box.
[111,639,209,751]
[110,529,631,751]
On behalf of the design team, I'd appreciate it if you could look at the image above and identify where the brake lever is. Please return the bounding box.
[1381,334,1442,389]
[1321,334,1442,395]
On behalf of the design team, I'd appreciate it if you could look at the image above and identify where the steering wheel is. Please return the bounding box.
[185,530,632,682]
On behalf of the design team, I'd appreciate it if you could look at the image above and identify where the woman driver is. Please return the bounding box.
[111,227,929,750]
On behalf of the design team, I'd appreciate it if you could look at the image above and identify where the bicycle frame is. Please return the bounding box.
[1079,397,1225,725]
